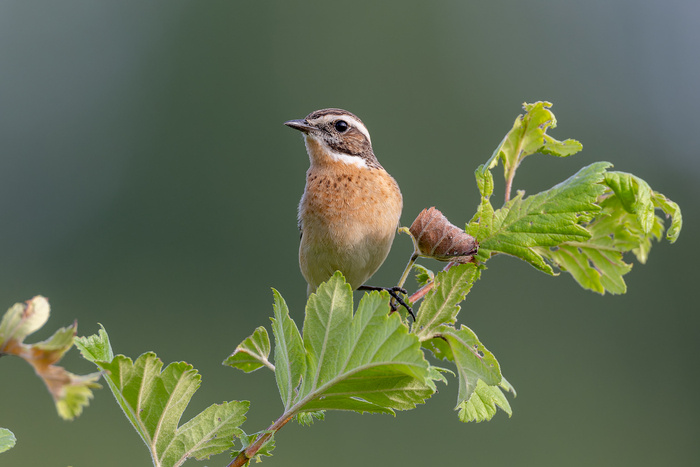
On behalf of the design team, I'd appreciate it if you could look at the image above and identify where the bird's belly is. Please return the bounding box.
[299,214,397,292]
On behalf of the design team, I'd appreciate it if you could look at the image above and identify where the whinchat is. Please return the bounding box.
[285,108,403,295]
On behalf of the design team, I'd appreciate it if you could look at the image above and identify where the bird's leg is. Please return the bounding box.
[357,285,415,320]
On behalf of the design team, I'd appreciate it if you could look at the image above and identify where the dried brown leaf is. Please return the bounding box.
[409,207,478,263]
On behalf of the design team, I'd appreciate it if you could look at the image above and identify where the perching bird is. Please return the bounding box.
[285,108,403,296]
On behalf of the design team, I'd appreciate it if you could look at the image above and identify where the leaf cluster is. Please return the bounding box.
[466,101,681,294]
[76,328,249,467]
[227,266,513,429]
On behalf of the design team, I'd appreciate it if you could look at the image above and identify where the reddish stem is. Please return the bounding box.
[504,169,515,203]
[227,413,295,467]
[408,262,457,304]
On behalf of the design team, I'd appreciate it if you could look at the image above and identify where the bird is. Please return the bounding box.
[284,108,403,297]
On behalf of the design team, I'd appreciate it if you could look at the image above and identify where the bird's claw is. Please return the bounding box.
[358,285,415,320]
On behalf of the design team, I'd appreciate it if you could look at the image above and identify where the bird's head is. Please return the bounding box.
[285,108,381,169]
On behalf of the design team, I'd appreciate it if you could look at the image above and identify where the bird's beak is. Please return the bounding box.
[284,119,314,133]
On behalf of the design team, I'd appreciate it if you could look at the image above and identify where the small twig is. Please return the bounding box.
[407,262,457,304]
[397,227,421,290]
[504,170,515,203]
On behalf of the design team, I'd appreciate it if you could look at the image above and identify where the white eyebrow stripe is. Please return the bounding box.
[341,115,371,143]
[314,114,372,144]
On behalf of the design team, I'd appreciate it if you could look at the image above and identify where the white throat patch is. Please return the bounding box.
[303,133,370,169]
[327,149,369,169]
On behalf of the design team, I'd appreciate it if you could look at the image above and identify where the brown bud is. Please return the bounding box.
[409,207,478,263]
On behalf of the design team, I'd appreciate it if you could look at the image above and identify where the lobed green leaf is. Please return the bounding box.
[224,326,273,373]
[457,379,513,423]
[271,289,305,411]
[274,273,436,417]
[423,325,501,404]
[413,263,480,340]
[496,101,582,179]
[475,162,610,272]
[535,172,682,294]
[165,401,248,464]
[75,324,113,362]
[77,329,248,467]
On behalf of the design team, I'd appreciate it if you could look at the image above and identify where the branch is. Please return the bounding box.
[228,413,294,467]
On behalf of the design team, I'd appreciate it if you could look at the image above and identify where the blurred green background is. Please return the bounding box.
[1,1,698,466]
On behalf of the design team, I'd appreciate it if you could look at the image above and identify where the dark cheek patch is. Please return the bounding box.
[327,129,371,156]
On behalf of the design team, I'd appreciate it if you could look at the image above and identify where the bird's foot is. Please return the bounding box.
[357,285,415,320]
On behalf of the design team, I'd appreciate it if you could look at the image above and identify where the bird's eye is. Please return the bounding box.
[334,120,349,132]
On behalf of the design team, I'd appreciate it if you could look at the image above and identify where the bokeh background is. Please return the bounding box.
[1,1,698,466]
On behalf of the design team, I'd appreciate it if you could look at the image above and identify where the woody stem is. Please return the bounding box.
[227,413,295,467]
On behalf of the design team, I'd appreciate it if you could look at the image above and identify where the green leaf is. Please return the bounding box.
[413,264,480,340]
[165,401,248,463]
[270,289,305,411]
[536,172,682,294]
[475,162,610,273]
[280,272,435,417]
[603,171,682,244]
[75,324,113,363]
[538,243,630,295]
[467,166,496,253]
[542,134,584,158]
[538,198,636,294]
[0,428,16,454]
[652,191,683,243]
[423,325,501,404]
[475,162,496,199]
[457,379,513,423]
[471,102,680,296]
[412,263,434,288]
[496,101,582,179]
[224,326,274,373]
[54,372,102,420]
[77,329,249,467]
[603,171,655,233]
[652,192,682,243]
[1,297,101,421]
[535,197,639,294]
[295,410,325,426]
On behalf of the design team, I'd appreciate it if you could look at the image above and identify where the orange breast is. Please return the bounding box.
[298,162,402,291]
